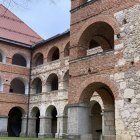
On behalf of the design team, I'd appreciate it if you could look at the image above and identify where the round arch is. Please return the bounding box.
[0,49,6,63]
[64,42,70,57]
[30,107,40,137]
[7,107,25,137]
[46,73,59,92]
[47,47,60,62]
[33,53,44,67]
[9,77,29,95]
[76,15,120,46]
[31,77,42,94]
[76,76,119,104]
[12,53,29,67]
[46,105,58,138]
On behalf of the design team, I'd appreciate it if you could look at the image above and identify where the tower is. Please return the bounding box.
[68,0,140,140]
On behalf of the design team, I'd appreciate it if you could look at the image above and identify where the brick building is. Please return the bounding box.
[0,0,140,140]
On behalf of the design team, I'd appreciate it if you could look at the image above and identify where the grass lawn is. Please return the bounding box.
[0,137,62,140]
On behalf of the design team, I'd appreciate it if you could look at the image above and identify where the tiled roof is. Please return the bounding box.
[0,4,43,45]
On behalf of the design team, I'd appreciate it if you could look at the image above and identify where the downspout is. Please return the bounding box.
[26,46,33,137]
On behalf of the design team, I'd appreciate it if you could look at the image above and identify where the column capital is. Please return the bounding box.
[68,103,89,108]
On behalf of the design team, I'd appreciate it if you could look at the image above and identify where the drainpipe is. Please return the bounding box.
[26,46,33,137]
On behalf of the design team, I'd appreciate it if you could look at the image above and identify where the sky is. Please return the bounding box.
[0,0,71,39]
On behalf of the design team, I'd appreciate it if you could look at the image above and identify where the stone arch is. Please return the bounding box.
[46,105,58,138]
[46,73,59,92]
[74,76,118,139]
[7,107,25,137]
[62,105,68,135]
[77,76,119,103]
[63,70,69,90]
[90,101,102,140]
[33,52,44,67]
[30,107,40,137]
[9,77,28,95]
[12,53,29,67]
[47,47,60,62]
[0,49,6,63]
[31,77,42,94]
[76,15,120,45]
[64,42,70,57]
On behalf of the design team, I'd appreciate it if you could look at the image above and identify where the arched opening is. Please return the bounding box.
[0,52,2,62]
[46,74,58,92]
[78,22,114,57]
[48,47,59,62]
[7,107,23,137]
[0,49,6,63]
[0,77,3,92]
[63,71,69,90]
[64,42,70,57]
[31,107,40,137]
[46,105,57,138]
[12,54,27,67]
[79,82,115,139]
[31,78,42,94]
[90,101,102,140]
[63,105,68,135]
[10,78,26,94]
[33,53,43,67]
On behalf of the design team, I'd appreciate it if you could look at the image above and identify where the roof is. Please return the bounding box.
[0,4,43,45]
[34,30,70,48]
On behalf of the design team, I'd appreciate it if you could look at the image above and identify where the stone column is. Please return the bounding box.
[67,103,92,140]
[102,109,116,140]
[28,117,36,137]
[0,116,8,136]
[20,116,27,137]
[38,116,52,138]
[55,115,68,138]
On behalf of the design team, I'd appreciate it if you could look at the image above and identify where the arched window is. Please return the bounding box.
[78,22,114,57]
[33,53,43,67]
[46,74,59,92]
[10,78,27,94]
[64,42,70,57]
[48,47,59,62]
[31,78,42,94]
[12,54,27,67]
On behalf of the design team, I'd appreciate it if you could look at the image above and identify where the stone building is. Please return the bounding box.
[0,0,140,140]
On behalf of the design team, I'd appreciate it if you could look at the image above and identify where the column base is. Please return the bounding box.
[28,132,37,137]
[102,135,116,140]
[20,132,26,137]
[0,132,8,137]
[67,134,80,140]
[38,133,53,138]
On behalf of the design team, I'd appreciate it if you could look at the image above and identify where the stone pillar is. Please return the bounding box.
[55,115,68,138]
[0,116,8,136]
[38,116,52,138]
[67,103,92,140]
[20,116,27,137]
[3,83,10,93]
[102,109,116,140]
[28,117,36,137]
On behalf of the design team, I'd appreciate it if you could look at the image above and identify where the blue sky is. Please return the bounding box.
[0,0,71,39]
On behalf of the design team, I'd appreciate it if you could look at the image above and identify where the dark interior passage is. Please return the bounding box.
[8,107,22,137]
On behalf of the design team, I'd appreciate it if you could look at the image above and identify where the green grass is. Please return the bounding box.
[0,137,62,140]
